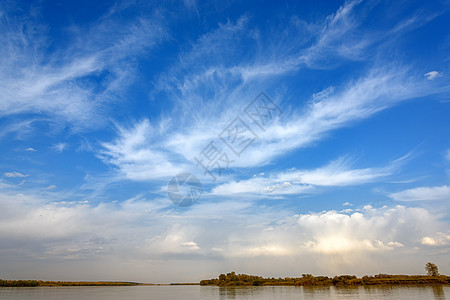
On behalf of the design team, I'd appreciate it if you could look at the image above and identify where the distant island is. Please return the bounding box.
[200,263,449,287]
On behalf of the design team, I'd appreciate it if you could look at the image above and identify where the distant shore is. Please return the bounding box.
[0,280,146,287]
[200,272,450,286]
[3,273,449,288]
[0,280,203,287]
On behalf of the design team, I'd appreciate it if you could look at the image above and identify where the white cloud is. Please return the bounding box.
[181,241,201,250]
[148,3,368,164]
[292,157,391,186]
[240,67,442,168]
[0,5,168,132]
[210,156,394,196]
[104,64,436,183]
[0,182,448,280]
[0,119,38,140]
[218,205,447,277]
[293,207,418,255]
[52,143,67,153]
[4,172,29,178]
[424,71,440,80]
[242,245,292,257]
[93,0,450,183]
[205,67,435,170]
[302,237,394,254]
[25,147,36,151]
[363,205,374,210]
[141,223,205,256]
[388,241,404,248]
[421,232,450,246]
[0,189,169,246]
[210,176,311,196]
[301,0,370,68]
[46,185,57,190]
[389,185,450,201]
[446,149,450,162]
[99,119,189,180]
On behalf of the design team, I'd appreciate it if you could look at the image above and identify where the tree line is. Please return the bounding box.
[200,263,449,287]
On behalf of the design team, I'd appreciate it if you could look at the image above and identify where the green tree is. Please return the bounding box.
[425,262,439,276]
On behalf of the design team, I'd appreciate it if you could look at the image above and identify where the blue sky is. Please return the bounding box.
[0,0,450,282]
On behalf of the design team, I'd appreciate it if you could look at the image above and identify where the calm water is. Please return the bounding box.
[0,285,449,299]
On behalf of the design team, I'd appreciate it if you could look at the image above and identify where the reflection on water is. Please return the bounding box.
[432,285,446,300]
[209,285,449,299]
[0,285,448,299]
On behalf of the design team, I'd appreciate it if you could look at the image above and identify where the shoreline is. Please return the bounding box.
[200,273,450,287]
[0,280,203,287]
[2,274,450,288]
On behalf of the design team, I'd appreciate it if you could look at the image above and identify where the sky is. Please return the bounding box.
[0,0,450,283]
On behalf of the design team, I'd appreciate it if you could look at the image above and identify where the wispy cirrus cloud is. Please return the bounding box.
[153,0,365,102]
[389,185,450,201]
[0,3,168,133]
[210,156,398,197]
[153,0,369,117]
[300,0,370,68]
[93,1,450,215]
[234,67,438,168]
[99,119,189,181]
[46,185,56,190]
[52,143,68,153]
[4,172,29,178]
[124,0,449,183]
[102,64,441,183]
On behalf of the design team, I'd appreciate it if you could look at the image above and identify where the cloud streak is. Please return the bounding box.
[389,185,450,201]
[4,172,29,178]
[0,3,168,132]
[99,119,189,181]
[210,156,396,197]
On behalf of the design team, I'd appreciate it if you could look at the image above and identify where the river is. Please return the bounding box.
[0,285,448,299]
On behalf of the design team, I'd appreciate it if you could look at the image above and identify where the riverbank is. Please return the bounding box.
[0,280,146,287]
[0,279,203,287]
[200,272,450,286]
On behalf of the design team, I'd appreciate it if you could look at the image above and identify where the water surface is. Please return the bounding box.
[0,285,448,299]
